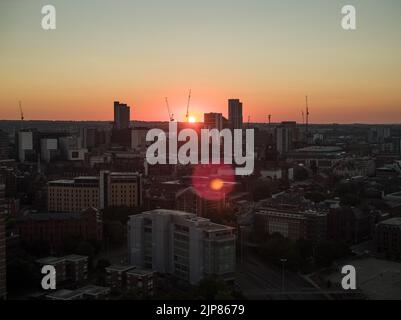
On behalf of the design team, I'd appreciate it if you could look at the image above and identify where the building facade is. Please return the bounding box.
[228,99,243,129]
[128,209,236,285]
[376,218,401,261]
[17,208,103,252]
[114,101,131,130]
[48,171,142,212]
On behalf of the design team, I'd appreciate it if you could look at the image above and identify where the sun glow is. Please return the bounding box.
[188,116,196,123]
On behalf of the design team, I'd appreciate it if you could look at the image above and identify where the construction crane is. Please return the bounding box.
[305,95,310,137]
[268,114,272,125]
[19,101,24,121]
[165,97,174,122]
[247,115,251,128]
[185,89,192,122]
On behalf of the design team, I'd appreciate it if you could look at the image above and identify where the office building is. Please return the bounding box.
[228,99,243,129]
[175,187,225,217]
[204,113,224,130]
[114,101,131,130]
[59,136,88,161]
[128,209,236,285]
[48,171,142,212]
[376,218,401,261]
[255,208,327,242]
[0,130,9,160]
[40,138,58,163]
[276,121,297,155]
[17,208,103,252]
[17,130,35,162]
[131,127,148,152]
[64,255,89,283]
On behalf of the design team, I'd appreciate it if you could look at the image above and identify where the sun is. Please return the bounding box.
[188,116,197,123]
[210,178,224,191]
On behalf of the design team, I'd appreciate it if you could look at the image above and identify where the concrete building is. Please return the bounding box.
[131,127,148,152]
[114,101,131,130]
[40,138,58,163]
[126,269,155,296]
[204,113,224,130]
[175,187,225,217]
[105,265,135,292]
[255,208,327,243]
[64,255,88,283]
[36,257,67,284]
[128,209,236,285]
[17,130,35,162]
[0,130,9,160]
[276,122,297,155]
[48,171,142,212]
[228,99,243,129]
[59,136,88,161]
[17,208,103,252]
[376,218,401,261]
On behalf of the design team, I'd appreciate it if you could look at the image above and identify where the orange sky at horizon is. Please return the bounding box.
[1,0,401,124]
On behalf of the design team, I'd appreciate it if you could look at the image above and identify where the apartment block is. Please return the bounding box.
[128,209,236,285]
[376,218,401,261]
[48,171,142,212]
[64,254,88,283]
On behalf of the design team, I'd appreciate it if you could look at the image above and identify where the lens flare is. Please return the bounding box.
[210,178,224,191]
[191,164,235,201]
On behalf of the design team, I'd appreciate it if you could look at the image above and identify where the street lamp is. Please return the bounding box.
[280,258,287,292]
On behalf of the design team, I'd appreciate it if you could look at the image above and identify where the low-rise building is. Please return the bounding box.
[376,218,401,261]
[64,254,88,283]
[126,269,155,296]
[105,265,135,292]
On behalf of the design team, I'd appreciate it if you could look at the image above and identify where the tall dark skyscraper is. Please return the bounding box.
[113,101,131,130]
[0,130,9,160]
[228,99,243,129]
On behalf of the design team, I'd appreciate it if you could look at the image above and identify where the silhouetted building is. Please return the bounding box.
[204,113,224,130]
[276,122,297,155]
[328,207,375,244]
[114,101,131,130]
[0,130,9,160]
[16,208,103,252]
[228,99,243,129]
[376,218,401,261]
[175,187,225,217]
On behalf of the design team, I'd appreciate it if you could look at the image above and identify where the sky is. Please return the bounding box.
[0,0,400,123]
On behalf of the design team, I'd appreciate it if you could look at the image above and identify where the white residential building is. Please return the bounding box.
[128,209,236,285]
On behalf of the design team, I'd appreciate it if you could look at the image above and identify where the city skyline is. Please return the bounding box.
[1,0,401,123]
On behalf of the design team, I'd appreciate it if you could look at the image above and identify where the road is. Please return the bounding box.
[237,254,328,300]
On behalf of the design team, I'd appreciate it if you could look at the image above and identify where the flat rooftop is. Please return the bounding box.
[106,265,136,273]
[63,254,88,262]
[46,289,82,300]
[379,218,401,226]
[127,269,154,276]
[36,256,65,265]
